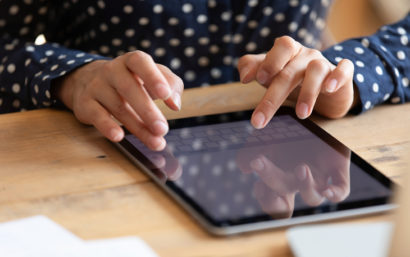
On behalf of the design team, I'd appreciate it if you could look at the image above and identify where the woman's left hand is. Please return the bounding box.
[237,36,356,129]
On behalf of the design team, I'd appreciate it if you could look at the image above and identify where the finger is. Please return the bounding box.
[103,61,169,137]
[251,52,308,129]
[253,180,294,219]
[322,166,351,203]
[250,155,296,195]
[76,99,124,142]
[322,184,350,203]
[296,59,331,119]
[323,58,354,93]
[147,152,183,181]
[255,36,302,86]
[237,54,265,83]
[160,147,184,181]
[147,154,167,169]
[166,164,183,181]
[295,164,326,206]
[157,64,184,111]
[124,51,172,100]
[235,143,262,174]
[95,86,166,151]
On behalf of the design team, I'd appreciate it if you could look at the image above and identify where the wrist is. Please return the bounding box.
[51,74,74,110]
[51,60,108,110]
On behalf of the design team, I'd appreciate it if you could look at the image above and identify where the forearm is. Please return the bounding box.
[0,0,109,113]
[322,13,410,113]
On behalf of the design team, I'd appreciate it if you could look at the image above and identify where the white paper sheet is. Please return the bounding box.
[287,222,393,257]
[0,215,159,257]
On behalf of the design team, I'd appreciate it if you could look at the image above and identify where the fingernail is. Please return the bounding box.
[297,102,309,119]
[326,79,338,93]
[155,83,172,100]
[150,154,162,164]
[111,129,123,142]
[252,112,265,129]
[152,137,166,151]
[250,157,264,171]
[239,67,250,83]
[153,120,169,136]
[172,93,181,110]
[323,188,334,199]
[256,69,269,85]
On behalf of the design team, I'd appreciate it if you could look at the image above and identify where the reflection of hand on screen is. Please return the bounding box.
[236,131,351,217]
[144,146,183,182]
[250,155,297,218]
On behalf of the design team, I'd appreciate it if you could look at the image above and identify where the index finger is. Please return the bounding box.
[125,51,172,100]
[251,50,311,129]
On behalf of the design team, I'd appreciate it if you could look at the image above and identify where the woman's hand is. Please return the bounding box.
[53,51,184,151]
[238,36,356,128]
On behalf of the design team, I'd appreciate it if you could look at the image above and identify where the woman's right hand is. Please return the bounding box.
[53,51,184,151]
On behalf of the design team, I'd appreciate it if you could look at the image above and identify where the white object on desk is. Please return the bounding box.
[0,215,158,257]
[287,222,393,257]
[0,215,82,256]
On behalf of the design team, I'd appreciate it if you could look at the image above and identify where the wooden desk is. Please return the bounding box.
[1,83,409,257]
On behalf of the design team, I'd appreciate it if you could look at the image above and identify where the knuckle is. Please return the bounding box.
[263,60,282,75]
[127,50,152,66]
[275,36,296,51]
[305,48,322,57]
[261,57,281,75]
[341,59,355,73]
[307,59,328,72]
[341,58,352,65]
[101,60,115,74]
[238,54,254,65]
[157,63,170,72]
[336,68,350,79]
[334,63,353,79]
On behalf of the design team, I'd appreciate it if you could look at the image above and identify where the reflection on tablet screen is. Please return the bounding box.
[125,114,392,225]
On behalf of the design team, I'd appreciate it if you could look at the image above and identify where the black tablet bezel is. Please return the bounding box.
[116,106,394,235]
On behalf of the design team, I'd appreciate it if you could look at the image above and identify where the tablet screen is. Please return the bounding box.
[119,108,393,232]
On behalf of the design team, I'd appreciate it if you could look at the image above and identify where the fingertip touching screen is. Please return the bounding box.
[118,108,393,233]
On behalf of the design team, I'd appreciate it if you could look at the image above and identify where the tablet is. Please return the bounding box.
[115,107,394,236]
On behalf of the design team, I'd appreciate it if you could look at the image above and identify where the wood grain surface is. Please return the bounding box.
[0,82,408,257]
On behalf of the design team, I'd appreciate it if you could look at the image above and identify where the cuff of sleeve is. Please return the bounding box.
[24,43,111,110]
[322,39,396,115]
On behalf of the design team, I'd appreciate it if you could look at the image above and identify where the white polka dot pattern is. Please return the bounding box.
[0,1,408,114]
[322,13,410,114]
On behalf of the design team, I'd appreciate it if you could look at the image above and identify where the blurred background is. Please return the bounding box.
[328,0,409,42]
[34,0,409,52]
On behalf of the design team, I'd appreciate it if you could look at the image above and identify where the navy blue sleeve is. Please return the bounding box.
[322,13,410,113]
[0,0,108,113]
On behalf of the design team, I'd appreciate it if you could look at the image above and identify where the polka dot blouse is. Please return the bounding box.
[0,0,408,114]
